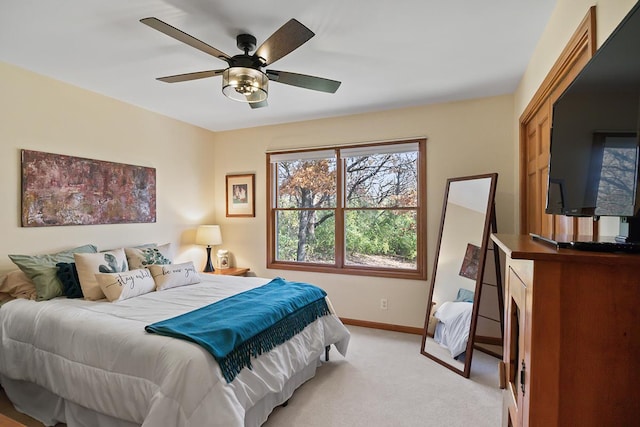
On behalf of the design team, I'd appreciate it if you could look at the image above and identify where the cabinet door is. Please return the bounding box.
[503,266,528,427]
[519,7,596,238]
[523,100,552,236]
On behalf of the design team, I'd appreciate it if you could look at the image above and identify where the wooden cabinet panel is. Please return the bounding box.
[493,234,640,427]
[526,169,539,234]
[503,265,528,427]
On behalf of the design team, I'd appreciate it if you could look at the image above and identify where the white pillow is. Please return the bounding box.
[74,249,129,301]
[95,268,156,302]
[125,243,172,270]
[148,261,201,291]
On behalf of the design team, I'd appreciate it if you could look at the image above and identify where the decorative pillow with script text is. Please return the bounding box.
[148,261,201,291]
[95,268,156,302]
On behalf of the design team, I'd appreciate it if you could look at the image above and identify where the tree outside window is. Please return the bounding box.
[267,139,426,280]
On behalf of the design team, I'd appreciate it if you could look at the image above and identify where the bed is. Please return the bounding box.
[0,273,350,427]
[433,300,473,359]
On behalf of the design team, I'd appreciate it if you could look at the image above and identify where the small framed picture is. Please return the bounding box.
[226,174,255,217]
[459,243,481,280]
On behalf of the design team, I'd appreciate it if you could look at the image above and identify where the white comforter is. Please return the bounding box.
[433,301,473,358]
[0,275,350,427]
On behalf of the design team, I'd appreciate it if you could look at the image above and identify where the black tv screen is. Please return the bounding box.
[547,2,640,218]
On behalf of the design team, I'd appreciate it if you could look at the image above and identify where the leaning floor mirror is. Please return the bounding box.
[420,173,502,378]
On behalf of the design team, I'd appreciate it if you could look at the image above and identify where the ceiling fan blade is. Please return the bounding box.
[141,17,231,63]
[254,19,314,66]
[249,99,268,109]
[157,69,225,83]
[266,70,341,93]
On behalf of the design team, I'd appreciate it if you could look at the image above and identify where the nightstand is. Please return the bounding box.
[205,267,250,277]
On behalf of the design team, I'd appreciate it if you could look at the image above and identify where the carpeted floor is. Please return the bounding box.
[0,325,502,427]
[264,325,501,427]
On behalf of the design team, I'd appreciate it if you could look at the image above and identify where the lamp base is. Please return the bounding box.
[203,246,215,272]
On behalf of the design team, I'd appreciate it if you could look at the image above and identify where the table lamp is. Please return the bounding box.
[195,225,223,272]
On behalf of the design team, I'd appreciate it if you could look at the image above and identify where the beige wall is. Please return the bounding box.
[0,61,216,273]
[211,95,515,328]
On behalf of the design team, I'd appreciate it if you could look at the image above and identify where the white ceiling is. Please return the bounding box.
[0,0,556,132]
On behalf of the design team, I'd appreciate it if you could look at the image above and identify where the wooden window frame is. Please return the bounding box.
[266,138,427,280]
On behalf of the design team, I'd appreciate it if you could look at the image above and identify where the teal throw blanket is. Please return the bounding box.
[145,277,330,383]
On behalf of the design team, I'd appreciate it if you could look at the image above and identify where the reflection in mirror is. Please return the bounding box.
[473,242,504,359]
[420,173,501,378]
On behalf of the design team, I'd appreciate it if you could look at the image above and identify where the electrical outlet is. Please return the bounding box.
[380,298,388,310]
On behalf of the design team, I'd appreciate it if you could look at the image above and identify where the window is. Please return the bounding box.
[267,139,426,279]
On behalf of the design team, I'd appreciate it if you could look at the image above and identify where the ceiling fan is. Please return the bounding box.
[140,17,341,109]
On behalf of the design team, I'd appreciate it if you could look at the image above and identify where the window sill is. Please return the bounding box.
[267,261,426,280]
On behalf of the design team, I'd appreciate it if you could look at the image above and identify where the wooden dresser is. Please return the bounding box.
[492,234,640,427]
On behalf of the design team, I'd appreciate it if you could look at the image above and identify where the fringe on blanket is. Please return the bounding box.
[218,298,330,383]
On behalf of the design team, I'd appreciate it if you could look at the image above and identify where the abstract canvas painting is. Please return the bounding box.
[21,150,156,227]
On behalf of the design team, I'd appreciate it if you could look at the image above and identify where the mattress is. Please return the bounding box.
[0,274,350,426]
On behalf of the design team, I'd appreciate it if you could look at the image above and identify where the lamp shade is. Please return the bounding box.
[196,225,222,246]
[222,67,268,103]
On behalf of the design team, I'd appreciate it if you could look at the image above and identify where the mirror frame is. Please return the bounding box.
[420,173,498,377]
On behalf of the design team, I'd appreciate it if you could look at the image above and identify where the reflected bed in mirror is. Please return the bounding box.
[420,173,502,377]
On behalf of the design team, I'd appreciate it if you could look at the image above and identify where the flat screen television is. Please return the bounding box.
[546,1,640,242]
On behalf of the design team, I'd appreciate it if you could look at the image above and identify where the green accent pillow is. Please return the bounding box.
[9,244,98,301]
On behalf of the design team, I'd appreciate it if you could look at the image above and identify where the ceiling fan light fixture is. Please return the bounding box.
[143,17,340,108]
[222,67,268,103]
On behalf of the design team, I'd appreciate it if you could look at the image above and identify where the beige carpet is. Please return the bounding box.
[264,326,501,427]
[1,326,501,426]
